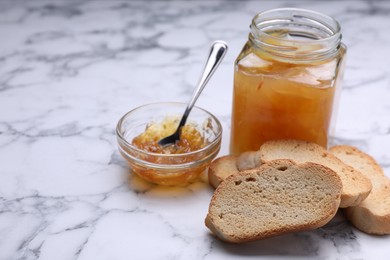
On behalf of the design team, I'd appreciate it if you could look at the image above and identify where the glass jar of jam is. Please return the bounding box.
[230,8,346,155]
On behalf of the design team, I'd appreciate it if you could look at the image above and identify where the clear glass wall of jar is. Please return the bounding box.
[230,8,347,155]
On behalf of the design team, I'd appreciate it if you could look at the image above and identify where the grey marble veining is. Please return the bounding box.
[0,0,390,259]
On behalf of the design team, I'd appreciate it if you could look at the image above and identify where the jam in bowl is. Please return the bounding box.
[116,102,222,185]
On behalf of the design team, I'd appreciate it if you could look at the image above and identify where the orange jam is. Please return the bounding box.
[132,117,208,156]
[230,50,344,154]
[129,117,211,185]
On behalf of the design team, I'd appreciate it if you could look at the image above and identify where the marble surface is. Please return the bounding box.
[1,0,390,259]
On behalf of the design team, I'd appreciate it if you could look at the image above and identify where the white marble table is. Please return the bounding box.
[1,1,389,259]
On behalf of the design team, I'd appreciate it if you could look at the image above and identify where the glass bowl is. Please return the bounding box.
[116,102,222,185]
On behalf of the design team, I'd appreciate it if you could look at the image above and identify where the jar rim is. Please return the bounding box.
[250,8,342,61]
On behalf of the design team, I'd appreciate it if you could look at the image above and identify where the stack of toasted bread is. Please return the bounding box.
[205,140,390,243]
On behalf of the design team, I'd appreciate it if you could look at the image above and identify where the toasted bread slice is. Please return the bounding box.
[330,145,390,235]
[208,155,238,189]
[205,160,342,243]
[259,140,372,208]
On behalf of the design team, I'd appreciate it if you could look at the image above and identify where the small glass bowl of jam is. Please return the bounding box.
[116,102,222,185]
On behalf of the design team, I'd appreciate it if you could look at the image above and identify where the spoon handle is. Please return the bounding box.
[180,41,228,126]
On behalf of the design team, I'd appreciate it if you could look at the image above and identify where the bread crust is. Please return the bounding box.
[205,159,342,243]
[331,145,390,235]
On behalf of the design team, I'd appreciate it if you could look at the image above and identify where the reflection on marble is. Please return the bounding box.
[0,0,389,259]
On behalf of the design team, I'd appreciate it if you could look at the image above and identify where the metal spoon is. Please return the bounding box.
[158,40,228,147]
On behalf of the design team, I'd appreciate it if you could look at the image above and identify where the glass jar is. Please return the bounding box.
[230,8,346,155]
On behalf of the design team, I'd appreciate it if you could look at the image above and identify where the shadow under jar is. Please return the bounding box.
[116,102,222,186]
[230,8,346,155]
